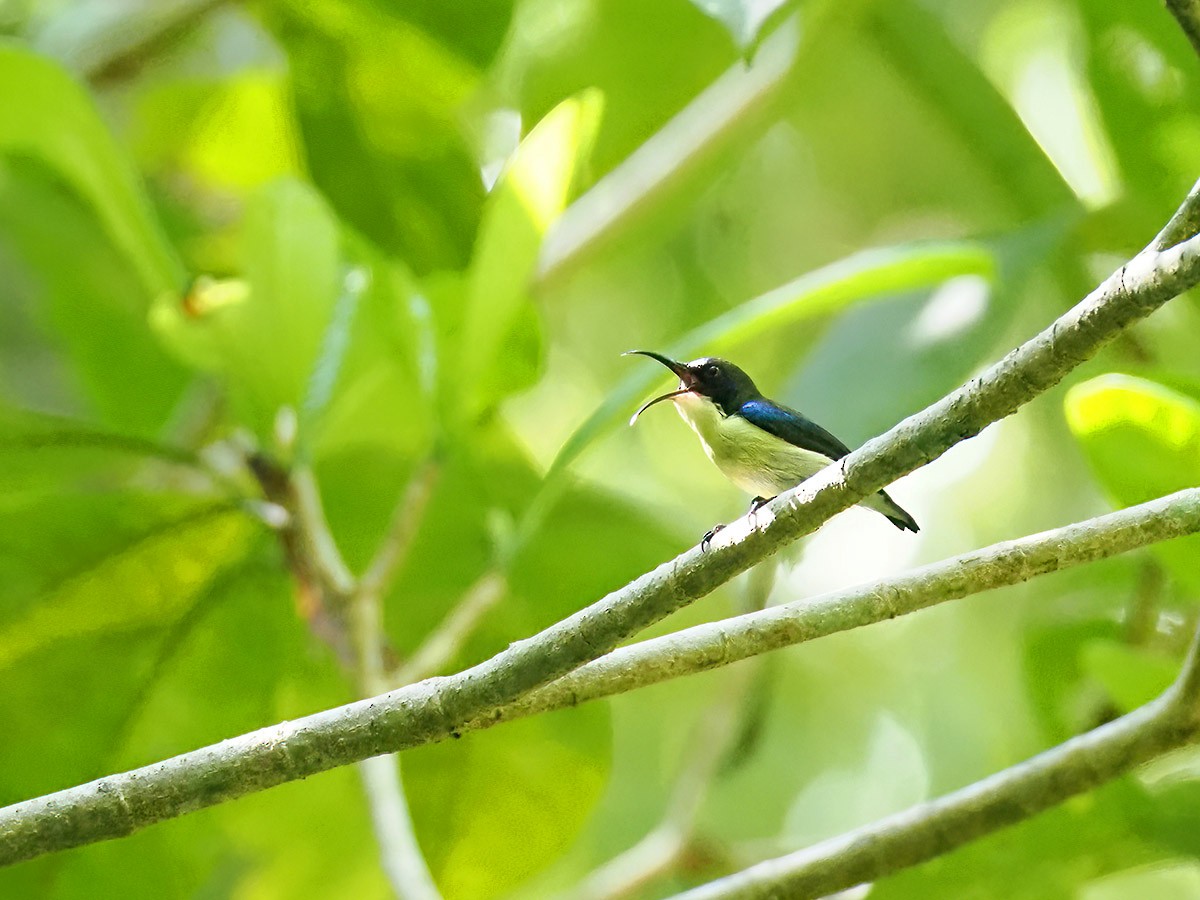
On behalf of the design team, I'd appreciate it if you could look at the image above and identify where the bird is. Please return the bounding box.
[625,350,919,540]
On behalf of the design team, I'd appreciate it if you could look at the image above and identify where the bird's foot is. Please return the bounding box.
[701,523,726,551]
[748,495,775,515]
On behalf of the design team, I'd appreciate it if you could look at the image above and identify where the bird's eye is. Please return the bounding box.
[706,364,720,378]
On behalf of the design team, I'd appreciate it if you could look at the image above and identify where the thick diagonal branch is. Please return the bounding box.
[1,186,1199,867]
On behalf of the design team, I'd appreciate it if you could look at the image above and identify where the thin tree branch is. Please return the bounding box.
[359,460,440,603]
[391,571,508,687]
[1165,0,1200,63]
[356,756,440,900]
[335,473,442,900]
[576,661,761,900]
[473,487,1200,729]
[291,465,356,601]
[251,452,441,899]
[2,188,1200,866]
[670,627,1200,900]
[574,568,776,900]
[351,580,441,900]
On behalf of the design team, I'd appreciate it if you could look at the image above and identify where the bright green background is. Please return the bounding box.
[1,0,1199,897]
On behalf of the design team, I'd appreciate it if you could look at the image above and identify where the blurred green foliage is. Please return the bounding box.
[0,0,1199,897]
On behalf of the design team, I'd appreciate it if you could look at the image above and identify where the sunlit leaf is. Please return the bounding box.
[140,71,304,192]
[0,502,254,672]
[150,179,342,440]
[1065,374,1200,595]
[454,90,603,420]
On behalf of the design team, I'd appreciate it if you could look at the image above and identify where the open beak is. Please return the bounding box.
[623,350,696,424]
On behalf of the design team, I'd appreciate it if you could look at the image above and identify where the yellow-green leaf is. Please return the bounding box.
[1065,374,1200,594]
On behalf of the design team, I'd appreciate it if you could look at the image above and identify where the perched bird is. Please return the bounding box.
[626,351,919,536]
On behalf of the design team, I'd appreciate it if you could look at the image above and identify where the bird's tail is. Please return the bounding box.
[862,489,919,533]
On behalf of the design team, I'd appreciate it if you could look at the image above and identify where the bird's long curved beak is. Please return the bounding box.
[623,350,696,424]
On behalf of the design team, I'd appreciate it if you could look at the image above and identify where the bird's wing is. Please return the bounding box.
[736,398,853,461]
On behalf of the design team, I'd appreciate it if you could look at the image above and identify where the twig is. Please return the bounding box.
[359,460,440,602]
[2,186,1200,865]
[291,466,356,601]
[249,452,440,899]
[1124,562,1164,645]
[357,756,440,900]
[573,567,777,900]
[391,571,508,687]
[1165,0,1200,63]
[669,626,1200,900]
[351,575,442,900]
[576,663,761,900]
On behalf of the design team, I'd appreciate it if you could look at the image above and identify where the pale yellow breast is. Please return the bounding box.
[673,394,833,498]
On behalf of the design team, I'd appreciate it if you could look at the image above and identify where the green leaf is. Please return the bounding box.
[133,70,304,193]
[359,0,514,69]
[1079,639,1178,715]
[1077,0,1200,234]
[0,500,254,672]
[305,250,437,462]
[0,42,179,294]
[150,179,342,441]
[864,0,1076,218]
[1065,374,1200,594]
[255,1,487,273]
[0,406,199,495]
[455,89,603,420]
[0,157,191,435]
[405,708,609,899]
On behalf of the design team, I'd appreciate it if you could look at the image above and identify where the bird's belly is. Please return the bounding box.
[676,396,834,497]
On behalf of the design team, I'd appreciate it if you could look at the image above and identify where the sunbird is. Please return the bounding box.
[626,351,919,537]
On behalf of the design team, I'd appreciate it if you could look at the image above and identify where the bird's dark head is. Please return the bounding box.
[624,351,762,421]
